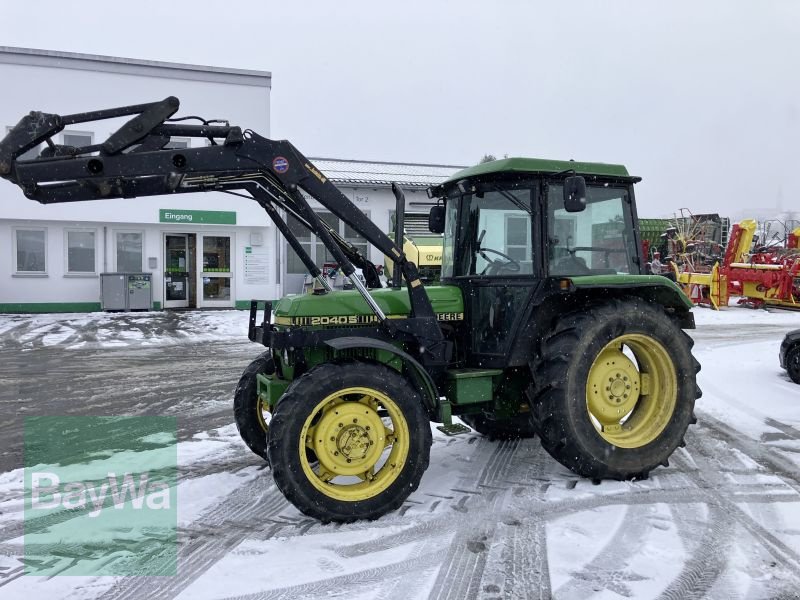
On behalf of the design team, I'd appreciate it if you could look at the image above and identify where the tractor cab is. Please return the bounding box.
[427,157,645,366]
[429,157,643,280]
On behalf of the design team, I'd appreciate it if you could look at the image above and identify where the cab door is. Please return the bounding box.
[446,183,542,367]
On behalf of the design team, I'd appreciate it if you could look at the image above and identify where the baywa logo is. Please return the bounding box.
[24,416,178,576]
[30,471,170,518]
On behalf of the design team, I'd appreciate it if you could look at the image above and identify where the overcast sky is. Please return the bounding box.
[1,0,798,217]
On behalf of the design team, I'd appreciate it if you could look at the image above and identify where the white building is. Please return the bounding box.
[0,47,462,313]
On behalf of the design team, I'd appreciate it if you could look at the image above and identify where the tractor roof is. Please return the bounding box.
[437,157,640,190]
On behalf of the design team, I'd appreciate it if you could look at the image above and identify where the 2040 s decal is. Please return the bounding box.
[276,312,464,326]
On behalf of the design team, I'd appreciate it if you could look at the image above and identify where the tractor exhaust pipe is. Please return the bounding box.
[391,183,405,289]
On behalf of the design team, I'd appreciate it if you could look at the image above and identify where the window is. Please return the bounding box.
[316,212,340,265]
[547,184,635,275]
[200,235,232,303]
[66,229,96,274]
[202,236,231,272]
[116,231,143,272]
[505,215,531,262]
[286,214,313,274]
[344,221,368,261]
[6,126,41,161]
[442,186,533,277]
[165,138,190,149]
[14,228,47,273]
[286,211,370,274]
[62,131,93,148]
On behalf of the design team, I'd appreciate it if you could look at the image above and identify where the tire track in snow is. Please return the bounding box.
[479,440,553,600]
[553,504,653,599]
[427,438,537,600]
[666,432,755,599]
[697,412,800,494]
[671,448,800,585]
[658,501,735,600]
[216,551,442,600]
[763,417,800,442]
[96,473,285,600]
[148,433,505,600]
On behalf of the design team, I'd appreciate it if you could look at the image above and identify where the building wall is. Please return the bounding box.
[286,185,434,293]
[0,48,275,312]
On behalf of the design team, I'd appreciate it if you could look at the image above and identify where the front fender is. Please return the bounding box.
[324,337,439,416]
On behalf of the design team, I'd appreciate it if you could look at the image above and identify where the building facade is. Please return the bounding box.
[284,158,462,294]
[0,47,462,313]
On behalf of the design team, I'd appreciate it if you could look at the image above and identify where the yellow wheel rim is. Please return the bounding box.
[299,387,410,502]
[586,334,677,448]
[256,395,270,433]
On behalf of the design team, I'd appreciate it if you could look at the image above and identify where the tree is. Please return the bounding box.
[479,154,497,164]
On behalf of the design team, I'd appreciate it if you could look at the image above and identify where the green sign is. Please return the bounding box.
[159,209,236,225]
[24,416,177,576]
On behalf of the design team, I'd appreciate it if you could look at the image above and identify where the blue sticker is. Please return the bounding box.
[273,156,289,173]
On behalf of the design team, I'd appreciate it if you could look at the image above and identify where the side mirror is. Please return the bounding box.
[428,205,445,234]
[563,175,587,212]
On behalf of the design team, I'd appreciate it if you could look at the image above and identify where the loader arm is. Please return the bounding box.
[0,96,448,364]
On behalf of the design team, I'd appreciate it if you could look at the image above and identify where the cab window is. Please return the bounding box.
[547,184,636,275]
[444,187,534,277]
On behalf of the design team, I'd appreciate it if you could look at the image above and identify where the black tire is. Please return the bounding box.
[786,345,800,385]
[268,361,432,523]
[233,351,274,461]
[530,298,701,480]
[460,413,537,440]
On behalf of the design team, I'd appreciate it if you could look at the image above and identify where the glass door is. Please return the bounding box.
[164,234,190,308]
[198,234,234,307]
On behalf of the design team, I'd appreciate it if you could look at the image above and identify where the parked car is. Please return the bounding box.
[779,329,800,384]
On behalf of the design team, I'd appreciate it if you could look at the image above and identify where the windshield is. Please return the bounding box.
[547,184,637,275]
[441,183,534,278]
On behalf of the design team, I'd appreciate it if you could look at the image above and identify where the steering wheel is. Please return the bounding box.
[479,247,521,275]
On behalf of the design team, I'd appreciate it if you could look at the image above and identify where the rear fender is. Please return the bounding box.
[507,277,695,367]
[569,275,695,328]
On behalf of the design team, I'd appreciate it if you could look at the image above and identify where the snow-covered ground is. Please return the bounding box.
[0,310,248,350]
[0,305,799,599]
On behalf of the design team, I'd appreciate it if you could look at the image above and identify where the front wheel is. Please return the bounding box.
[530,298,701,480]
[233,351,274,461]
[268,361,432,522]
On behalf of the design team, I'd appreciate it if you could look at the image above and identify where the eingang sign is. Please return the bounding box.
[159,209,236,225]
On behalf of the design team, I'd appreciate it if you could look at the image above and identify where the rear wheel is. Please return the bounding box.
[233,351,273,461]
[786,345,800,384]
[530,298,701,480]
[460,413,536,440]
[268,361,432,522]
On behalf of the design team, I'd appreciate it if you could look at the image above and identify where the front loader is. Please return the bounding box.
[1,97,701,522]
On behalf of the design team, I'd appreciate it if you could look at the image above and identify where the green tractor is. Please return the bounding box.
[240,158,701,521]
[1,98,700,523]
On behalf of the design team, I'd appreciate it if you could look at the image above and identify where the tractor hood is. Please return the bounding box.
[273,285,464,326]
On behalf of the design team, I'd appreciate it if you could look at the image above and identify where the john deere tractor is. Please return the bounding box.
[0,97,700,522]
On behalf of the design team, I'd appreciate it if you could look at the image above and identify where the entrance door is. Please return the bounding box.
[198,234,234,308]
[164,234,190,308]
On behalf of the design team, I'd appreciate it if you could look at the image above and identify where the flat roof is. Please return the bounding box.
[0,46,271,88]
[443,157,636,184]
[310,157,467,188]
